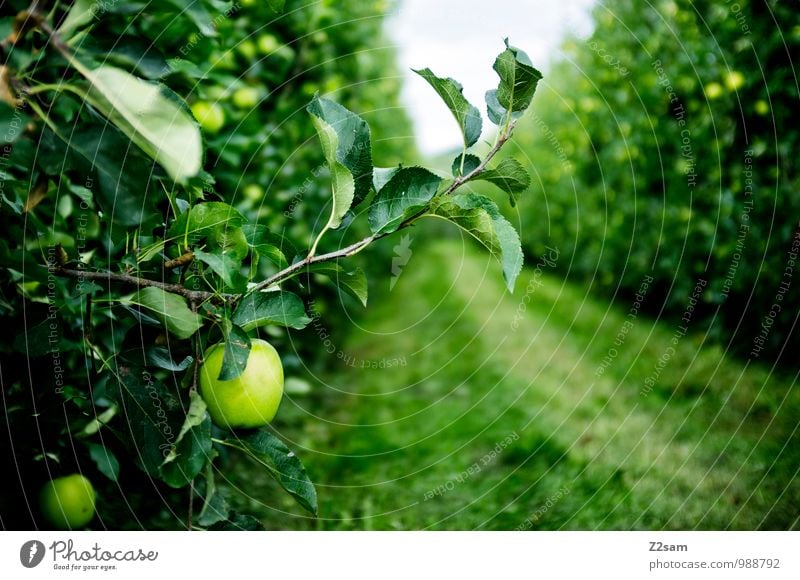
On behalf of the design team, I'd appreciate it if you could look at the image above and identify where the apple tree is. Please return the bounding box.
[0,0,539,529]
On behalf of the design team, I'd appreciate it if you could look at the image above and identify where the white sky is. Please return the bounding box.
[387,0,596,155]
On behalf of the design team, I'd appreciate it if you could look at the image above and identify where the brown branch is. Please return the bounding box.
[54,267,231,304]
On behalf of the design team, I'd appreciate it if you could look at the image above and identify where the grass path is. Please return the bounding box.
[233,240,799,530]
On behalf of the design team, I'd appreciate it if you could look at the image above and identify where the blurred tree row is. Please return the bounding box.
[514,0,799,362]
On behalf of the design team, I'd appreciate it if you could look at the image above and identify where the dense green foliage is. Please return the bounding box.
[514,0,799,361]
[0,0,537,529]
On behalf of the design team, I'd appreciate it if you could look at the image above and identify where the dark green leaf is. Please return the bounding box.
[414,68,482,148]
[126,287,203,339]
[164,0,218,37]
[307,96,373,221]
[113,367,184,475]
[492,39,542,114]
[224,431,318,516]
[451,153,481,177]
[159,414,212,488]
[369,166,442,235]
[87,443,120,482]
[40,125,157,226]
[372,166,401,192]
[209,513,265,531]
[428,192,523,292]
[473,158,530,206]
[218,323,251,381]
[308,263,368,307]
[232,291,311,331]
[267,0,286,12]
[145,346,193,371]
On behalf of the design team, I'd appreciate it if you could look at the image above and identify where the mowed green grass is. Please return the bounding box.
[228,239,800,530]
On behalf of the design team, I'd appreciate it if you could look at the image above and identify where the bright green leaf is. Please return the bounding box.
[369,166,442,235]
[414,68,482,148]
[126,287,203,339]
[428,193,523,292]
[223,431,318,516]
[57,0,95,39]
[81,65,202,182]
[307,96,373,226]
[232,291,311,331]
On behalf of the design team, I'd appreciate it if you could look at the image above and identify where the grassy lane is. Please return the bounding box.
[230,240,799,530]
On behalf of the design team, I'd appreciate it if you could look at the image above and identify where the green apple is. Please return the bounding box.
[232,87,261,110]
[200,338,284,429]
[191,101,226,133]
[40,474,96,529]
[257,33,280,55]
[237,39,258,61]
[243,184,265,201]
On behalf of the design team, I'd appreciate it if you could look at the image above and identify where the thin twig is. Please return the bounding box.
[54,267,231,303]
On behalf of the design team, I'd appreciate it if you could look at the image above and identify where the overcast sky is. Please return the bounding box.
[387,0,596,155]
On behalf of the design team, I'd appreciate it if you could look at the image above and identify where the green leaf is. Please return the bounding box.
[194,248,247,292]
[168,202,245,247]
[81,65,202,182]
[428,193,523,292]
[144,346,193,371]
[162,391,208,464]
[87,443,120,482]
[57,0,95,39]
[159,414,212,488]
[160,391,211,488]
[492,39,542,115]
[307,96,373,226]
[473,158,530,206]
[0,101,29,144]
[241,223,289,269]
[112,367,184,476]
[369,167,442,235]
[232,291,311,331]
[267,0,286,12]
[414,68,482,148]
[126,287,203,339]
[308,263,368,307]
[485,88,521,125]
[164,0,218,37]
[223,431,317,516]
[218,323,251,381]
[451,153,481,177]
[372,166,401,192]
[40,125,156,226]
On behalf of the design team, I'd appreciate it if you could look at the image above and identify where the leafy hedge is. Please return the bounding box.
[514,0,799,362]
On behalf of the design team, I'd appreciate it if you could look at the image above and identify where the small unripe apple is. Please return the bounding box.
[40,474,96,529]
[232,87,261,110]
[191,101,226,133]
[200,338,284,429]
